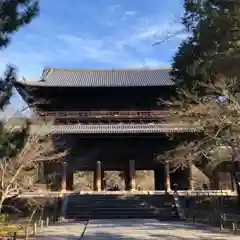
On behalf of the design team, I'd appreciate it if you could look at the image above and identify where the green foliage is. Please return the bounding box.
[0,65,16,109]
[0,213,8,223]
[0,0,39,110]
[0,0,39,49]
[172,0,240,91]
[0,121,29,160]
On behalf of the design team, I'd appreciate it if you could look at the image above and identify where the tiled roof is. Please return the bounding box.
[16,67,174,87]
[30,123,201,135]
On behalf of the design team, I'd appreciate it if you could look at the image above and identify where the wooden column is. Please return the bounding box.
[101,168,105,190]
[61,161,67,192]
[66,171,74,191]
[124,168,130,191]
[188,164,194,190]
[94,161,102,191]
[37,161,44,183]
[129,160,136,191]
[210,171,220,190]
[164,160,171,192]
[154,168,163,190]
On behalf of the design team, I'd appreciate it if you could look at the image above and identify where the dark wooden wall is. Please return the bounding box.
[23,86,176,111]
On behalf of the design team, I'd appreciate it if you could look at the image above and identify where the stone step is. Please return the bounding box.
[68,197,172,201]
[69,202,172,207]
[68,200,173,204]
[66,215,173,220]
[68,196,172,201]
[67,210,172,215]
[68,198,171,201]
[66,211,173,218]
[65,195,178,220]
[66,212,172,217]
[68,201,173,206]
[70,206,173,210]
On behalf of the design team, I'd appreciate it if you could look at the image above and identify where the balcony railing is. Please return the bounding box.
[37,110,169,121]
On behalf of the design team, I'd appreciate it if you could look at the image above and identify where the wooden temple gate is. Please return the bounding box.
[15,67,199,193]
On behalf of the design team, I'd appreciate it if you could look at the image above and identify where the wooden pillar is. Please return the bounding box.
[210,170,220,189]
[164,160,171,192]
[129,160,136,191]
[230,172,235,191]
[101,168,105,190]
[61,161,67,192]
[154,169,163,190]
[94,161,102,191]
[188,164,194,190]
[66,171,74,191]
[124,168,130,191]
[37,161,44,183]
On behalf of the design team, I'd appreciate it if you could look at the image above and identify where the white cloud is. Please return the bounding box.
[57,34,145,67]
[0,1,186,113]
[0,5,185,79]
[0,51,47,77]
[128,58,169,68]
[122,10,137,21]
[131,20,185,42]
[107,4,121,14]
[125,11,136,16]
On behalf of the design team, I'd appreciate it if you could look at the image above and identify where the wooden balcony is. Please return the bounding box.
[37,110,169,122]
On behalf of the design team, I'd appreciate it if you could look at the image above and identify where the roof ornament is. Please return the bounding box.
[39,67,52,82]
[22,77,27,83]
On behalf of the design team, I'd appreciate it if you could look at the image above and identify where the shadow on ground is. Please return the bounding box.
[80,220,239,240]
[81,231,231,240]
[23,219,239,240]
[85,220,238,235]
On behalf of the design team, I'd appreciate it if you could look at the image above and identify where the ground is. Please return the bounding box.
[31,219,239,240]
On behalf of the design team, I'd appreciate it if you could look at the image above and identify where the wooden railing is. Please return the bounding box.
[37,110,169,120]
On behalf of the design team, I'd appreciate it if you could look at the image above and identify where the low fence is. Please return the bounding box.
[220,213,240,231]
[0,216,58,239]
[18,190,238,197]
[1,193,63,239]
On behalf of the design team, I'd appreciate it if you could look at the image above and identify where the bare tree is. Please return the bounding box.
[163,76,240,197]
[0,121,66,214]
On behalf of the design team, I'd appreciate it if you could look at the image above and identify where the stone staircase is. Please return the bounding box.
[65,193,179,220]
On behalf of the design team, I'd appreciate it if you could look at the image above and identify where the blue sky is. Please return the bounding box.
[0,0,185,116]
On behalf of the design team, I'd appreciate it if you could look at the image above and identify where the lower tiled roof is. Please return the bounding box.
[30,123,202,134]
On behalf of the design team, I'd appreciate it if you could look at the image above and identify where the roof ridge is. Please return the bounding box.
[15,66,174,87]
[48,66,171,72]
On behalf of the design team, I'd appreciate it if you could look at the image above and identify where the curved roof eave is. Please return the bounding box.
[14,67,175,88]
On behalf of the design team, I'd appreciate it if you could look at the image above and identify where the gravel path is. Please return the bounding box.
[82,219,239,240]
[29,219,240,239]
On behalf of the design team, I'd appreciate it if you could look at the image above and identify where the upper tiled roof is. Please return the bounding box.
[16,67,174,87]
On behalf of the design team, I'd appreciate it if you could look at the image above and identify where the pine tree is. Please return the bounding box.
[0,0,39,109]
[172,0,240,91]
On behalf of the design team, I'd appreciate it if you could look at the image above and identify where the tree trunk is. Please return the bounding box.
[0,197,5,215]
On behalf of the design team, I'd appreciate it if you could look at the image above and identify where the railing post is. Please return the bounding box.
[233,221,236,231]
[24,227,29,240]
[46,217,49,227]
[33,222,37,235]
[12,232,17,240]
